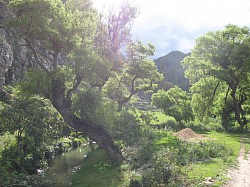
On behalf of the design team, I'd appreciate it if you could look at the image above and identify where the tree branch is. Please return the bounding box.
[66,73,83,101]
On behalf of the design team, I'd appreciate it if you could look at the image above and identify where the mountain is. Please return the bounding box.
[154,51,190,91]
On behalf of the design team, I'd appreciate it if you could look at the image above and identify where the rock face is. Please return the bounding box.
[0,28,13,87]
[0,1,12,88]
[0,1,9,25]
[0,1,31,88]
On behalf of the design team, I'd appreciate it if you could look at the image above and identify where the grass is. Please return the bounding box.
[71,127,249,187]
[150,111,176,125]
[71,148,130,187]
[135,110,176,125]
[186,131,242,186]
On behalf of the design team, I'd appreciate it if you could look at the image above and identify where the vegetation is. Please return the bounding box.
[154,51,189,91]
[0,0,250,186]
[183,25,250,130]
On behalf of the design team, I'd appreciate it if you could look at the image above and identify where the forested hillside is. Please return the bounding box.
[154,51,190,90]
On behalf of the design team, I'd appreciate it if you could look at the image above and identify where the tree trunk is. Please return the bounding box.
[231,89,246,129]
[50,78,123,164]
[238,93,248,128]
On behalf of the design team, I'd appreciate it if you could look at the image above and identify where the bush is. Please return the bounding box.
[112,110,142,146]
[141,148,186,187]
[185,118,224,132]
[175,140,233,165]
[0,172,53,187]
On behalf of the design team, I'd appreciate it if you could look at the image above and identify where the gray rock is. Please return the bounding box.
[0,28,13,87]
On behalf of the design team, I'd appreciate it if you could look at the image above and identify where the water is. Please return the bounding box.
[43,143,97,187]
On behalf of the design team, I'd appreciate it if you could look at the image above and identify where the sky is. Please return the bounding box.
[92,0,250,58]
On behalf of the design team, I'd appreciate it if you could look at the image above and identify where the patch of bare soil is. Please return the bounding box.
[224,141,250,187]
[174,128,207,140]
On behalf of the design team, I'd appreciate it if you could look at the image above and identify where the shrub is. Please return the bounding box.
[0,172,53,187]
[175,140,233,165]
[141,148,186,187]
[112,110,142,146]
[185,118,224,132]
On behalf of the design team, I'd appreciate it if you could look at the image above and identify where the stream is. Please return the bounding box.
[43,142,98,187]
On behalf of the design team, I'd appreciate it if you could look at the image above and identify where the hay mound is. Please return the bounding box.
[174,128,206,140]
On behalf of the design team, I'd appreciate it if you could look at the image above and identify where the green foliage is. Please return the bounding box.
[73,89,117,126]
[9,0,97,52]
[190,78,222,123]
[187,132,242,184]
[18,69,52,98]
[152,86,193,122]
[0,93,64,174]
[184,119,224,132]
[112,110,141,146]
[183,24,250,128]
[147,111,176,125]
[139,111,156,125]
[175,140,233,165]
[154,51,189,91]
[141,148,185,187]
[0,132,16,154]
[0,171,53,187]
[104,41,163,110]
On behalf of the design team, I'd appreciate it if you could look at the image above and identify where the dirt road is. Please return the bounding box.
[224,140,250,187]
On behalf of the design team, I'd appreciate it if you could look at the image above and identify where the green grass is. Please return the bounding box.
[72,148,130,187]
[154,133,178,147]
[150,111,176,124]
[187,131,243,186]
[135,110,176,125]
[71,130,249,187]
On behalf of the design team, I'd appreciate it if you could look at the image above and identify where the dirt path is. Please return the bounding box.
[224,139,250,187]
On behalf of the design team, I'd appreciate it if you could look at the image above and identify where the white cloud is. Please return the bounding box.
[93,0,250,57]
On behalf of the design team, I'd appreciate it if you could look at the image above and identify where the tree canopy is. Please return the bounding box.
[3,0,162,164]
[183,24,250,129]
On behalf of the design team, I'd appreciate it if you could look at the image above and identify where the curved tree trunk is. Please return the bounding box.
[50,78,123,164]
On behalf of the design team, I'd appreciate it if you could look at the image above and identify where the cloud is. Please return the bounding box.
[131,0,250,57]
[93,0,250,57]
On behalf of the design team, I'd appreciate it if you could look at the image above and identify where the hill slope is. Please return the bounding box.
[154,51,189,91]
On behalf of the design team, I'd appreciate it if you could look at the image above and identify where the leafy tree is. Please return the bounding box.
[190,77,221,123]
[183,25,250,129]
[8,0,139,163]
[152,86,193,122]
[104,41,163,111]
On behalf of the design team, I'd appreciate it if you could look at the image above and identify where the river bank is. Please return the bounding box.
[71,148,128,187]
[43,142,98,187]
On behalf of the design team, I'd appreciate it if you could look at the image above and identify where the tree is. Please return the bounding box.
[0,94,63,174]
[104,41,163,111]
[8,0,139,163]
[183,25,250,129]
[190,77,221,123]
[91,1,138,87]
[152,86,193,122]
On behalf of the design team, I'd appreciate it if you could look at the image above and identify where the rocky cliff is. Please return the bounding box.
[0,1,33,93]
